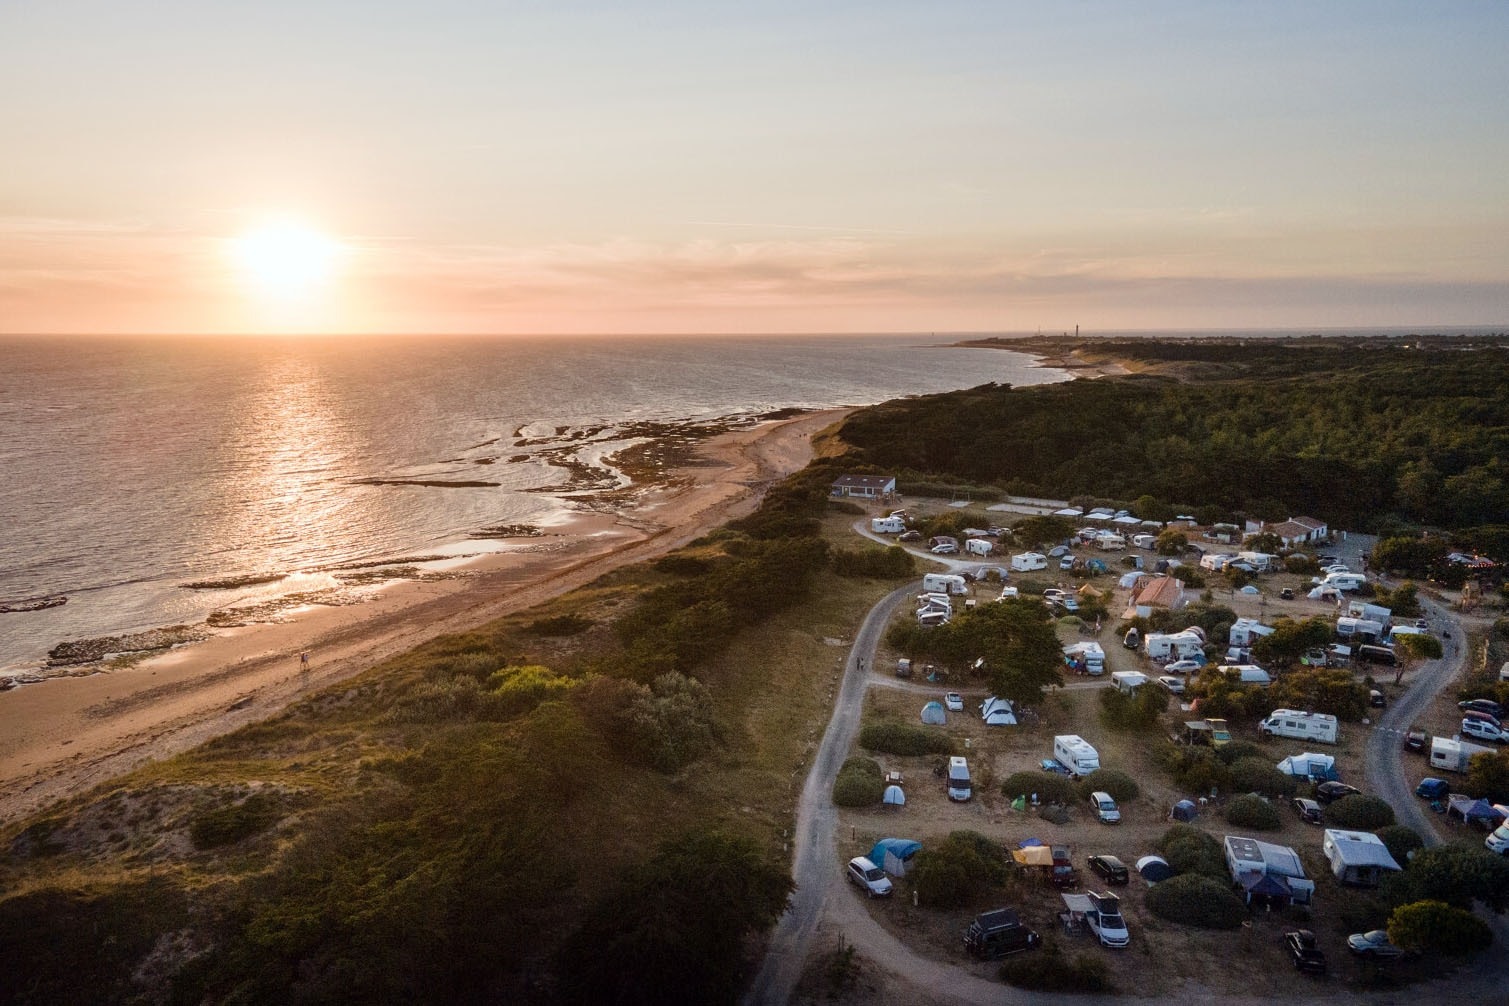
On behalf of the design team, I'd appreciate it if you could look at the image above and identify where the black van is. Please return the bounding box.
[964,908,1041,959]
[1357,644,1397,667]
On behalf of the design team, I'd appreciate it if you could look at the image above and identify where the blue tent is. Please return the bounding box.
[869,838,922,877]
[920,701,947,725]
[1170,800,1198,822]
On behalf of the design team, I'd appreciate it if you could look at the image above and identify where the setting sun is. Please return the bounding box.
[231,221,341,297]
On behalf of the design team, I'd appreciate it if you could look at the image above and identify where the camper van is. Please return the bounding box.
[1261,709,1339,745]
[1053,735,1101,776]
[1217,664,1272,686]
[947,756,973,801]
[870,515,906,534]
[1356,644,1398,667]
[1317,572,1367,592]
[1064,641,1106,676]
[922,573,969,596]
[1111,671,1149,695]
[1010,552,1048,572]
[965,537,994,557]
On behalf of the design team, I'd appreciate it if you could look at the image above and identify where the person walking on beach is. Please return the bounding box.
[299,651,309,670]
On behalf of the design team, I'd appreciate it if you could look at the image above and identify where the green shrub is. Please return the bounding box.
[653,554,712,576]
[999,946,1116,994]
[1324,794,1396,830]
[189,793,282,850]
[911,830,1011,909]
[1168,748,1232,796]
[1077,770,1139,803]
[1158,825,1228,880]
[486,664,580,719]
[1145,873,1247,929]
[1214,741,1265,765]
[1388,900,1493,955]
[1223,794,1282,831]
[1375,825,1424,868]
[1226,757,1297,798]
[832,757,884,807]
[859,721,954,757]
[1001,771,1077,806]
[1097,687,1165,732]
[829,545,916,578]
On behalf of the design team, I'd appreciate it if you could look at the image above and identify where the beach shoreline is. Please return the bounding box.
[0,406,851,825]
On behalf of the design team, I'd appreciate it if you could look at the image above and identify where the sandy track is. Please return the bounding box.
[0,407,849,825]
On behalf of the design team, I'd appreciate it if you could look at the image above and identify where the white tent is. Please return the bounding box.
[981,696,1017,726]
[1277,753,1336,780]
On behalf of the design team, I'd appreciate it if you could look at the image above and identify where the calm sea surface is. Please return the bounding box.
[0,333,1065,669]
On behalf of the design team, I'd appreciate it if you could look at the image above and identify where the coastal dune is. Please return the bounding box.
[0,407,848,825]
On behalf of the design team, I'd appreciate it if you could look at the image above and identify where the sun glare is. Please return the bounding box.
[232,221,341,297]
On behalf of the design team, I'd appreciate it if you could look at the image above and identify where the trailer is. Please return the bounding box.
[922,573,969,596]
[1430,736,1496,773]
[1010,552,1048,572]
[870,516,906,534]
[1111,671,1149,695]
[965,537,994,557]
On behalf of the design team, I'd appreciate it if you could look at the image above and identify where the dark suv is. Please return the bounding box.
[1088,854,1129,885]
[964,908,1042,959]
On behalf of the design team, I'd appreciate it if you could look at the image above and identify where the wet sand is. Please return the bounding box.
[0,407,849,824]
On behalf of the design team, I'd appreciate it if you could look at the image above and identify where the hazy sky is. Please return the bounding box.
[3,1,1506,334]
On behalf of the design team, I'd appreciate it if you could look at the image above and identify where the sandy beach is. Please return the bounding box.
[0,407,849,825]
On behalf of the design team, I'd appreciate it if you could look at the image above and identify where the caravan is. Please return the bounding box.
[870,516,906,534]
[1053,735,1101,776]
[965,537,994,557]
[1010,552,1048,572]
[921,573,969,596]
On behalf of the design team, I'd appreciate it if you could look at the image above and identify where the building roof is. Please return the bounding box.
[1290,516,1327,530]
[1134,576,1184,608]
[831,474,895,490]
[1267,520,1313,541]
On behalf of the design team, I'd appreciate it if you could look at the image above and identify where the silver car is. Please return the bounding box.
[847,856,893,898]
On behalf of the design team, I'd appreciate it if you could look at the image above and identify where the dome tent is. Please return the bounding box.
[868,837,922,876]
[920,701,947,725]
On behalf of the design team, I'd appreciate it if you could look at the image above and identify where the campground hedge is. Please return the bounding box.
[1077,770,1139,803]
[1375,825,1424,868]
[832,757,884,807]
[859,721,953,757]
[1225,757,1297,799]
[1158,825,1227,880]
[911,831,1010,909]
[999,946,1116,994]
[1145,873,1247,929]
[1324,794,1396,830]
[1222,794,1282,831]
[1001,771,1078,807]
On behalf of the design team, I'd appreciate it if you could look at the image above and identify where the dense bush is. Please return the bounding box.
[1222,794,1281,830]
[1214,741,1265,765]
[189,793,283,850]
[829,545,915,579]
[1375,825,1425,868]
[859,721,954,757]
[1388,900,1493,956]
[1145,873,1247,929]
[653,553,712,576]
[1323,794,1396,830]
[1158,825,1228,880]
[485,664,580,719]
[1226,757,1297,798]
[832,757,885,807]
[522,613,593,636]
[999,946,1116,994]
[1383,845,1509,911]
[1164,747,1232,796]
[1463,750,1509,803]
[1001,771,1078,806]
[1265,668,1369,721]
[911,831,1010,909]
[1077,770,1139,803]
[626,672,722,773]
[1098,686,1166,732]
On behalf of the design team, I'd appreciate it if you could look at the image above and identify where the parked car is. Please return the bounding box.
[1346,930,1405,961]
[1314,781,1362,805]
[1088,854,1129,885]
[1285,930,1327,974]
[1089,791,1121,824]
[1165,659,1202,674]
[1461,709,1503,730]
[1415,777,1449,800]
[1157,675,1185,695]
[846,856,893,898]
[1414,617,1430,629]
[930,541,958,555]
[964,908,1041,959]
[1279,587,1295,600]
[1292,797,1324,825]
[1460,698,1507,720]
[1369,689,1386,709]
[1050,846,1079,889]
[898,530,922,542]
[1059,555,1075,570]
[1404,728,1429,753]
[944,691,964,712]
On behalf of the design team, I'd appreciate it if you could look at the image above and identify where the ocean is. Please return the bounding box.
[0,332,1065,671]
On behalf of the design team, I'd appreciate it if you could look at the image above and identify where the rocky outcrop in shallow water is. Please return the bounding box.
[47,625,208,666]
[0,595,68,614]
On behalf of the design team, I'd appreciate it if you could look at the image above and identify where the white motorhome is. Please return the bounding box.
[1346,601,1391,624]
[1096,534,1126,551]
[1218,664,1272,686]
[1064,641,1106,676]
[922,573,969,596]
[1053,734,1101,776]
[1131,533,1157,550]
[1111,670,1150,695]
[870,515,906,534]
[1228,618,1276,647]
[1318,572,1367,592]
[1009,552,1048,572]
[1261,709,1339,744]
[1335,617,1385,641]
[965,537,994,557]
[1430,736,1496,773]
[947,756,973,801]
[1237,551,1279,572]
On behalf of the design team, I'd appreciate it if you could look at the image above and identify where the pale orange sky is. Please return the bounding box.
[2,2,1506,334]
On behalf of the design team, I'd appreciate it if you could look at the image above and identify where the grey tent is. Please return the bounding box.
[1135,856,1173,883]
[1170,800,1198,822]
[882,785,906,807]
[920,701,947,725]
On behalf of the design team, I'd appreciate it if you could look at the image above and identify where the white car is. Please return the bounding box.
[847,856,894,898]
[944,692,964,712]
[1165,660,1202,674]
[1090,791,1121,824]
[1157,675,1186,695]
[1461,718,1506,744]
[930,542,958,554]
